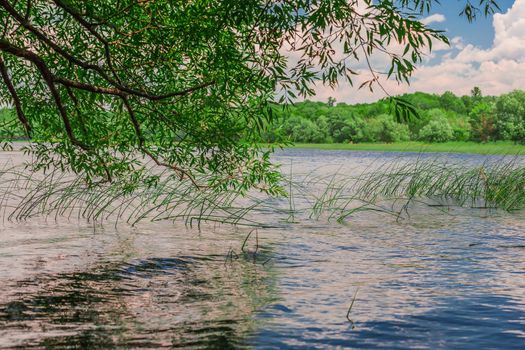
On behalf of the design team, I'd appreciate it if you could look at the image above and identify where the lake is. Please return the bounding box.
[1,149,524,349]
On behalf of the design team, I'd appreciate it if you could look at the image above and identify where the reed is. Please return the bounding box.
[275,156,525,223]
[0,156,524,227]
[352,157,525,212]
[0,166,277,228]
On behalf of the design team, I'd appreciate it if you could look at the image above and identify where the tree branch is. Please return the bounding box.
[55,76,215,100]
[0,38,87,149]
[51,0,122,84]
[121,96,204,188]
[0,55,31,137]
[0,0,214,101]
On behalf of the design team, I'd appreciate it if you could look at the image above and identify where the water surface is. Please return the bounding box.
[1,149,524,349]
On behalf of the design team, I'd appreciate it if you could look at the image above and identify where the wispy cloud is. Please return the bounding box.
[421,13,446,26]
[311,0,525,103]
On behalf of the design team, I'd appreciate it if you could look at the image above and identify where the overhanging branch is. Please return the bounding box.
[0,0,214,101]
[0,56,31,137]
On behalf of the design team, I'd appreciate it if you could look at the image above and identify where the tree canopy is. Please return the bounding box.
[0,0,501,193]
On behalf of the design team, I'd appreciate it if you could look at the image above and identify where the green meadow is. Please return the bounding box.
[286,141,525,155]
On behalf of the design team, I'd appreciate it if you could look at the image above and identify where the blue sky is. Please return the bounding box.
[312,0,525,103]
[426,1,515,48]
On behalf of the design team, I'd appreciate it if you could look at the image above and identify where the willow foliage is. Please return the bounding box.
[0,0,500,193]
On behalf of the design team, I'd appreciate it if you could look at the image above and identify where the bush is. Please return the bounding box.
[469,102,496,142]
[282,115,328,143]
[361,114,410,143]
[418,118,454,143]
[452,127,470,142]
[495,90,525,143]
[327,114,365,143]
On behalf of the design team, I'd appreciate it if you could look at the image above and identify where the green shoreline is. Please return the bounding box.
[4,141,525,156]
[280,142,525,155]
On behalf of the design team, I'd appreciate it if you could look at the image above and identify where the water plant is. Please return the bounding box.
[1,162,263,226]
[1,155,524,227]
[281,155,525,223]
[352,157,525,212]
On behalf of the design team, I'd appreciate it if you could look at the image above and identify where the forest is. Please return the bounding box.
[265,88,525,145]
[4,88,525,147]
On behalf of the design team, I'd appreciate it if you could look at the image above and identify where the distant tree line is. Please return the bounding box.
[264,88,525,144]
[3,88,525,145]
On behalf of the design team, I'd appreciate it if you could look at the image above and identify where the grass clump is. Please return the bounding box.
[0,165,284,228]
[352,158,525,212]
[0,155,524,227]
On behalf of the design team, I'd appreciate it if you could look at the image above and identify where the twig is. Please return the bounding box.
[346,287,359,329]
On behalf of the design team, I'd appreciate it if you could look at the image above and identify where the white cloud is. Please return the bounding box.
[450,36,465,50]
[409,0,525,96]
[311,0,525,103]
[421,13,446,26]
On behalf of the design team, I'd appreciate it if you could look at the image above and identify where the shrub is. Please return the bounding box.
[283,115,328,143]
[327,114,365,143]
[469,102,496,142]
[495,90,525,143]
[362,114,410,143]
[418,118,454,143]
[452,127,471,141]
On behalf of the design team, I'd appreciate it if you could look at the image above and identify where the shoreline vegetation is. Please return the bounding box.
[4,89,525,158]
[2,151,524,228]
[281,141,525,155]
[262,90,525,157]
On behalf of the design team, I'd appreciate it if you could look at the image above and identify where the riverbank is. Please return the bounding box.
[5,141,525,156]
[283,141,525,155]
